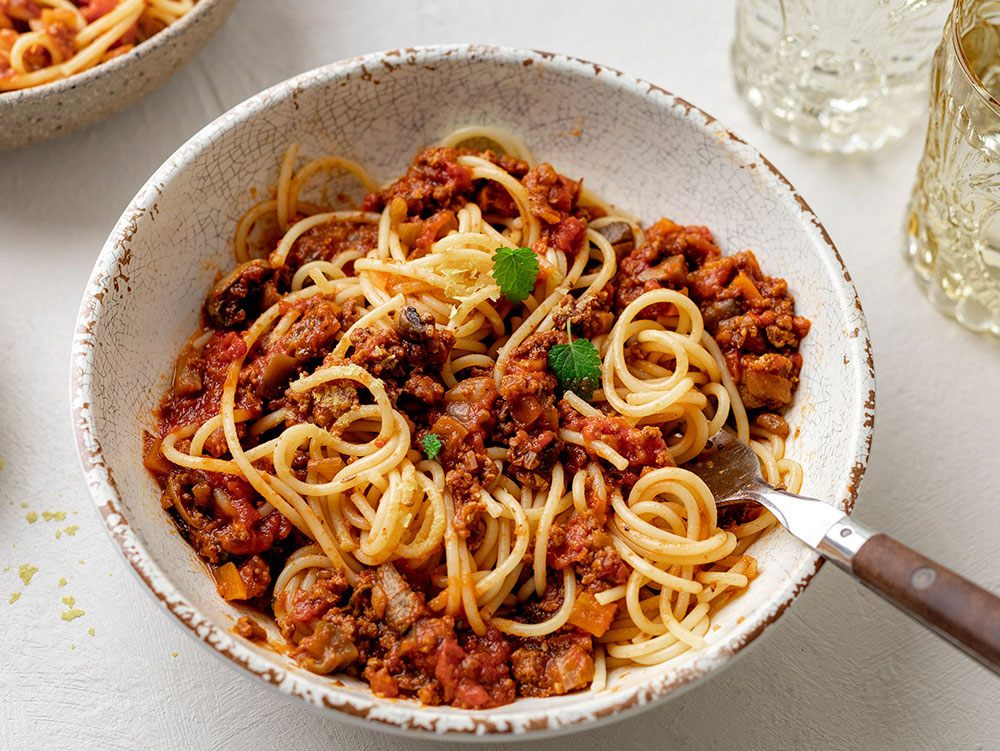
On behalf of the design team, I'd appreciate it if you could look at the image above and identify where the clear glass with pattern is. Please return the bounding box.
[907,0,1000,335]
[732,0,950,153]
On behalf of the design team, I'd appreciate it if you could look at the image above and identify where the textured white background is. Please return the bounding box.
[1,1,998,749]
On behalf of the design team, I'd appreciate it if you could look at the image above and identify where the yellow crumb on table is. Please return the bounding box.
[87,627,95,636]
[61,594,85,622]
[64,525,79,536]
[25,511,37,523]
[42,511,66,522]
[55,530,61,539]
[58,577,67,588]
[18,564,37,586]
[9,592,21,604]
[20,502,29,508]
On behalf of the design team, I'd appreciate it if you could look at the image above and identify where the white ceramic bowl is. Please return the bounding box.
[71,45,875,739]
[0,0,238,151]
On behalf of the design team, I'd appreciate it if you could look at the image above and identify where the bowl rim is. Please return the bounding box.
[0,0,226,103]
[70,43,876,739]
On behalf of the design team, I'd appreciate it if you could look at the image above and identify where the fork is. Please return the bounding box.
[687,429,1000,674]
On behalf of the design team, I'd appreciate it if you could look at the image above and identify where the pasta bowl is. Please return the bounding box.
[0,0,238,151]
[71,45,875,738]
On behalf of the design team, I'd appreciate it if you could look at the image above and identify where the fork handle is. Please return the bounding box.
[840,532,1000,674]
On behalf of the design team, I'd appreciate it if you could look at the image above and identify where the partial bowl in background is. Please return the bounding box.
[70,45,875,738]
[0,0,238,151]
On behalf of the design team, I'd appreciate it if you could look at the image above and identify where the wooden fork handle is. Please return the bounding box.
[851,534,1000,673]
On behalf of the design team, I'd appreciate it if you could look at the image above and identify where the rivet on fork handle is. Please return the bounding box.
[816,517,872,569]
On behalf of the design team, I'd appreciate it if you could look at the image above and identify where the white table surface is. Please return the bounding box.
[2,2,998,749]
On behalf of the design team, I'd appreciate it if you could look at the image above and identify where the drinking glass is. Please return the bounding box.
[907,0,1000,335]
[732,0,951,153]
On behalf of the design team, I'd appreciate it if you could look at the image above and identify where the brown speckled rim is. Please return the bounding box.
[70,44,876,740]
[0,0,229,103]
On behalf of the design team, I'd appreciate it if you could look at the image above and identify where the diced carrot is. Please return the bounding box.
[567,591,617,637]
[731,271,763,303]
[214,562,249,601]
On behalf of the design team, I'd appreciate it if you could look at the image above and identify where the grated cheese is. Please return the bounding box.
[18,563,37,586]
[61,594,85,622]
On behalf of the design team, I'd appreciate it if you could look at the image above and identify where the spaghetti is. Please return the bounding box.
[0,0,195,91]
[143,128,811,707]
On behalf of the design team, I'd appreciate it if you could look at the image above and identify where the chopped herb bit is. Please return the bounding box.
[548,324,603,400]
[491,246,540,303]
[421,433,442,461]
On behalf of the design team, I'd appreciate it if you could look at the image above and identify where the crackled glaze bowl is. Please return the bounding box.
[71,45,875,738]
[0,0,238,151]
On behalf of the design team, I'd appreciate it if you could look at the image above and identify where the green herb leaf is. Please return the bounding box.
[421,433,442,461]
[491,246,540,303]
[547,325,603,400]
